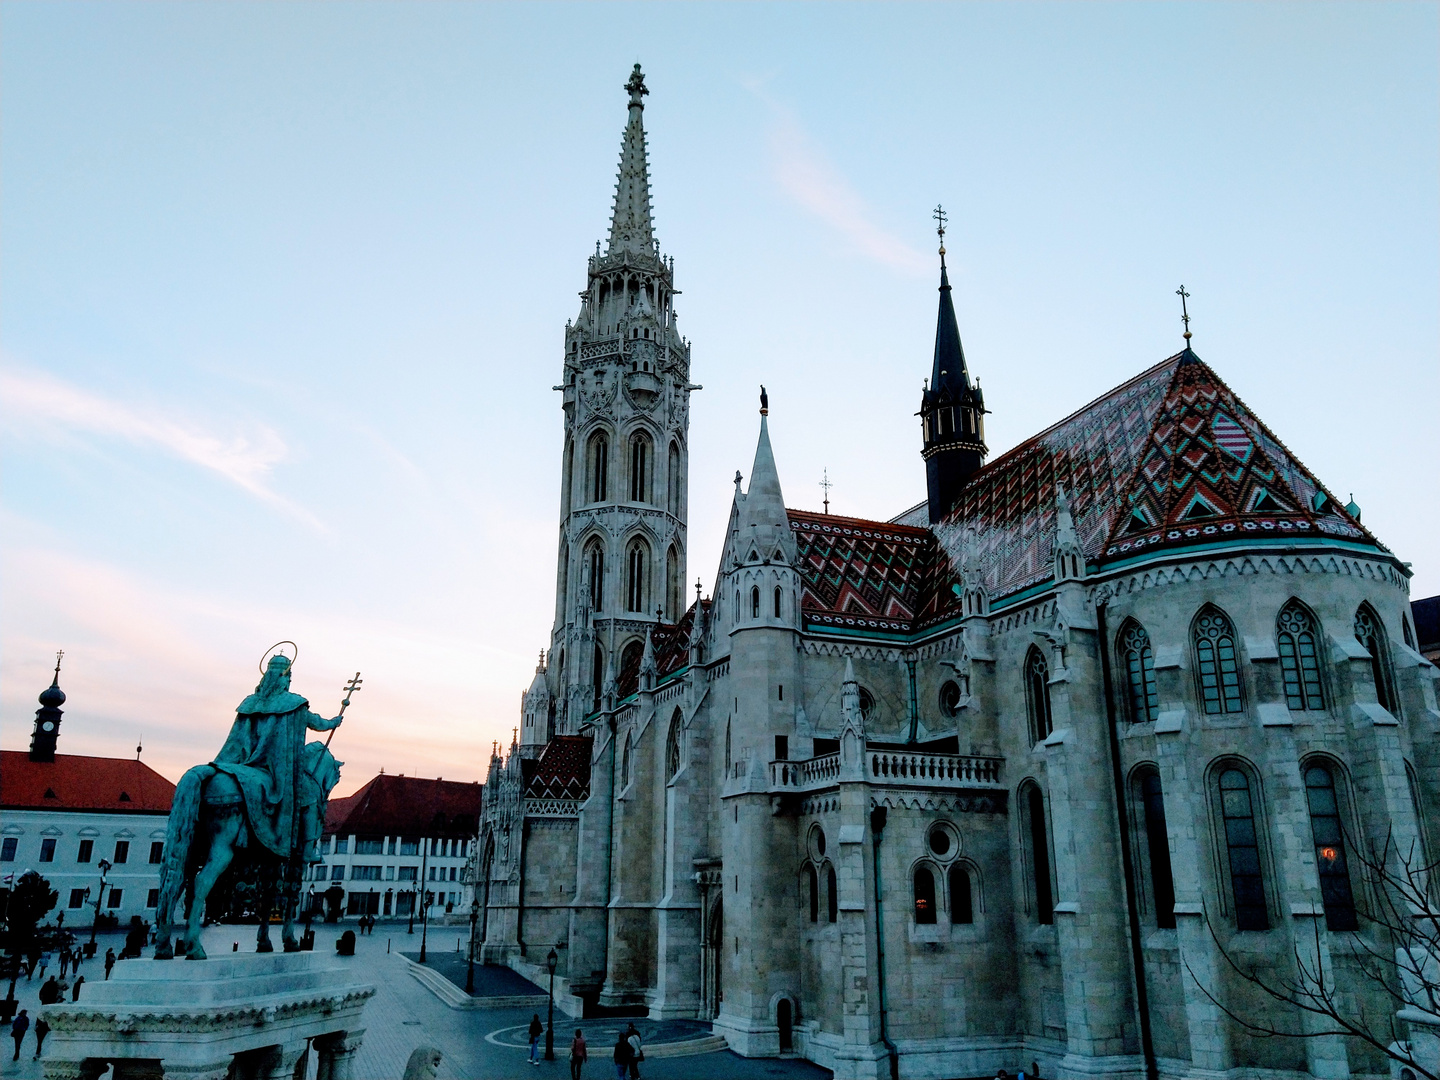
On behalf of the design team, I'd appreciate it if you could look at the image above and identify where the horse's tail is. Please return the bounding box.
[157,764,214,926]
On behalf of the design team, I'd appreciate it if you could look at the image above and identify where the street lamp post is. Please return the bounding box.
[87,860,113,950]
[419,890,432,963]
[544,947,558,1061]
[466,898,479,994]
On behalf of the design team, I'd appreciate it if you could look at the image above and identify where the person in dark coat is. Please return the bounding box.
[528,1013,544,1064]
[32,1017,50,1059]
[104,948,116,980]
[38,976,61,1005]
[624,1023,642,1079]
[10,1010,29,1061]
[612,1031,632,1080]
[569,1029,587,1080]
[71,974,86,1001]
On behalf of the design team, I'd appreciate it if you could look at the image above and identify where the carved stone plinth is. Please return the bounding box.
[37,952,375,1080]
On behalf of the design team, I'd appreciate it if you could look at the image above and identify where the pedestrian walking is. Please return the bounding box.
[104,948,116,980]
[528,1013,544,1065]
[33,1017,50,1059]
[25,946,40,978]
[37,951,52,980]
[10,1010,29,1061]
[625,1023,642,1079]
[569,1029,587,1080]
[612,1031,632,1080]
[71,975,85,1001]
[38,976,61,1005]
[59,946,72,978]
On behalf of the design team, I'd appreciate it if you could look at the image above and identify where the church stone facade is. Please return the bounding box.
[478,67,1439,1080]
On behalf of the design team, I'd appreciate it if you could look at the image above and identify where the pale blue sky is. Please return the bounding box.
[3,3,1435,790]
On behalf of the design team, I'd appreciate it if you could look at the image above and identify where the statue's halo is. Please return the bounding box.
[260,641,298,674]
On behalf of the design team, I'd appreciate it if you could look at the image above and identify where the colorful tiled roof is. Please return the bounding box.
[522,735,592,800]
[614,602,703,699]
[0,751,176,813]
[933,350,1379,604]
[324,773,482,837]
[788,510,961,635]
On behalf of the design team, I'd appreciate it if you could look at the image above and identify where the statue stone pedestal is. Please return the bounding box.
[37,952,375,1080]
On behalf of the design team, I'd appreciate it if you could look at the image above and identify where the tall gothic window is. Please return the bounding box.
[1119,620,1159,724]
[1138,771,1176,929]
[586,542,605,612]
[666,710,683,781]
[1277,601,1325,711]
[620,733,632,789]
[1025,784,1054,924]
[1354,605,1397,714]
[625,540,649,613]
[949,865,973,924]
[913,866,937,924]
[1218,767,1269,930]
[1304,763,1357,931]
[629,434,651,503]
[773,586,782,619]
[1194,607,1244,714]
[587,432,609,503]
[826,865,838,922]
[592,645,605,711]
[751,587,760,620]
[666,546,680,621]
[1025,647,1053,744]
[807,865,819,923]
[667,442,681,516]
[620,640,644,691]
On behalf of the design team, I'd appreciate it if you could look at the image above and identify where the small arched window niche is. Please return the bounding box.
[1194,606,1244,715]
[1025,647,1053,744]
[1277,601,1325,711]
[1354,604,1398,714]
[1118,620,1159,724]
[913,865,938,925]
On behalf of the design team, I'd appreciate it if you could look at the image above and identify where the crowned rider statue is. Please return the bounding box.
[154,644,355,959]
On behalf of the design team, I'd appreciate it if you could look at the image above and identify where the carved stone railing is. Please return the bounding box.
[868,750,1002,787]
[770,753,842,790]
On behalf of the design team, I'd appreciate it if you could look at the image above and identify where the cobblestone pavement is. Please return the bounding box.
[5,924,833,1079]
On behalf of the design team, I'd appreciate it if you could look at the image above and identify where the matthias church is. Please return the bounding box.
[478,66,1439,1080]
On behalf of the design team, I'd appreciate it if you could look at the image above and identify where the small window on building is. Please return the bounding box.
[807,866,819,923]
[913,866,937,924]
[146,888,159,909]
[77,839,93,864]
[774,735,788,761]
[0,837,16,862]
[1355,605,1398,714]
[1119,620,1159,723]
[113,840,129,864]
[1139,771,1176,929]
[939,680,962,717]
[1304,764,1358,931]
[1277,601,1325,711]
[335,836,349,855]
[1218,768,1269,930]
[40,838,56,863]
[107,889,123,909]
[149,841,164,864]
[1194,607,1244,714]
[1026,785,1054,924]
[1025,647,1053,743]
[68,888,86,909]
[774,587,782,618]
[331,866,346,881]
[826,865,838,923]
[400,838,419,856]
[949,865,974,924]
[751,587,760,619]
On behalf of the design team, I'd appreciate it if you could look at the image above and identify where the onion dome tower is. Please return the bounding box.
[30,651,66,762]
[919,208,987,523]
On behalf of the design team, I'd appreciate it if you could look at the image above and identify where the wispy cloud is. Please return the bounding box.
[764,106,928,274]
[0,367,321,527]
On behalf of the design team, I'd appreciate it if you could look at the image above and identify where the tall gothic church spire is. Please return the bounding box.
[919,226,987,524]
[608,65,655,257]
[543,66,695,735]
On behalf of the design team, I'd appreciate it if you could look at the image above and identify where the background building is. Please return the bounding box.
[1,661,175,928]
[317,771,482,921]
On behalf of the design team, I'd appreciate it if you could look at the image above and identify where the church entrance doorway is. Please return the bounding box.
[777,998,792,1052]
[702,897,723,1019]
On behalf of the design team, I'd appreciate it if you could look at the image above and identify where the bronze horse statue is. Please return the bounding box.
[154,652,351,960]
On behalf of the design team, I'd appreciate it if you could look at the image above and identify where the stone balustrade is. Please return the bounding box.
[768,749,1003,792]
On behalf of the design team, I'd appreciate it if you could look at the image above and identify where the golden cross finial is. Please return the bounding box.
[933,205,948,258]
[1176,285,1192,343]
[54,649,64,677]
[820,469,833,515]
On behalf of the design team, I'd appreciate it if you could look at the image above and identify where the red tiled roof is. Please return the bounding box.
[933,351,1379,605]
[0,751,176,813]
[788,510,960,635]
[615,601,706,699]
[324,773,482,838]
[523,735,592,800]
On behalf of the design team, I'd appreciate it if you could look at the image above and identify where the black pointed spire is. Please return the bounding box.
[30,650,66,762]
[919,208,987,524]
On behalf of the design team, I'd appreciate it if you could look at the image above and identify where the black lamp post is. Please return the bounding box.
[466,897,480,994]
[419,890,432,963]
[544,947,558,1061]
[87,859,113,948]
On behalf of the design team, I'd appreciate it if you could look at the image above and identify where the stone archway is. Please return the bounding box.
[702,896,723,1019]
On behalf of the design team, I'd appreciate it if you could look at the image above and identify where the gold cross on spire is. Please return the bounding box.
[933,205,948,258]
[1176,285,1193,344]
[820,468,833,515]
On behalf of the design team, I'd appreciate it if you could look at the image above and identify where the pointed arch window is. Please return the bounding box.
[1303,763,1357,931]
[1354,605,1397,713]
[750,587,760,619]
[667,442,682,516]
[587,432,609,503]
[1025,784,1054,924]
[1025,647,1053,744]
[625,540,649,613]
[629,433,651,503]
[591,645,605,712]
[1138,771,1176,928]
[666,710,683,781]
[1119,621,1159,724]
[666,546,680,621]
[620,639,644,693]
[724,720,731,774]
[1194,607,1244,714]
[913,865,937,924]
[826,865,838,923]
[949,865,973,924]
[806,865,819,923]
[1218,767,1269,930]
[1277,602,1325,711]
[773,587,783,619]
[620,733,632,790]
[586,542,605,613]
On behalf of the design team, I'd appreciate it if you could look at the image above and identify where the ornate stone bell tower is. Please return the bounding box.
[532,66,698,742]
